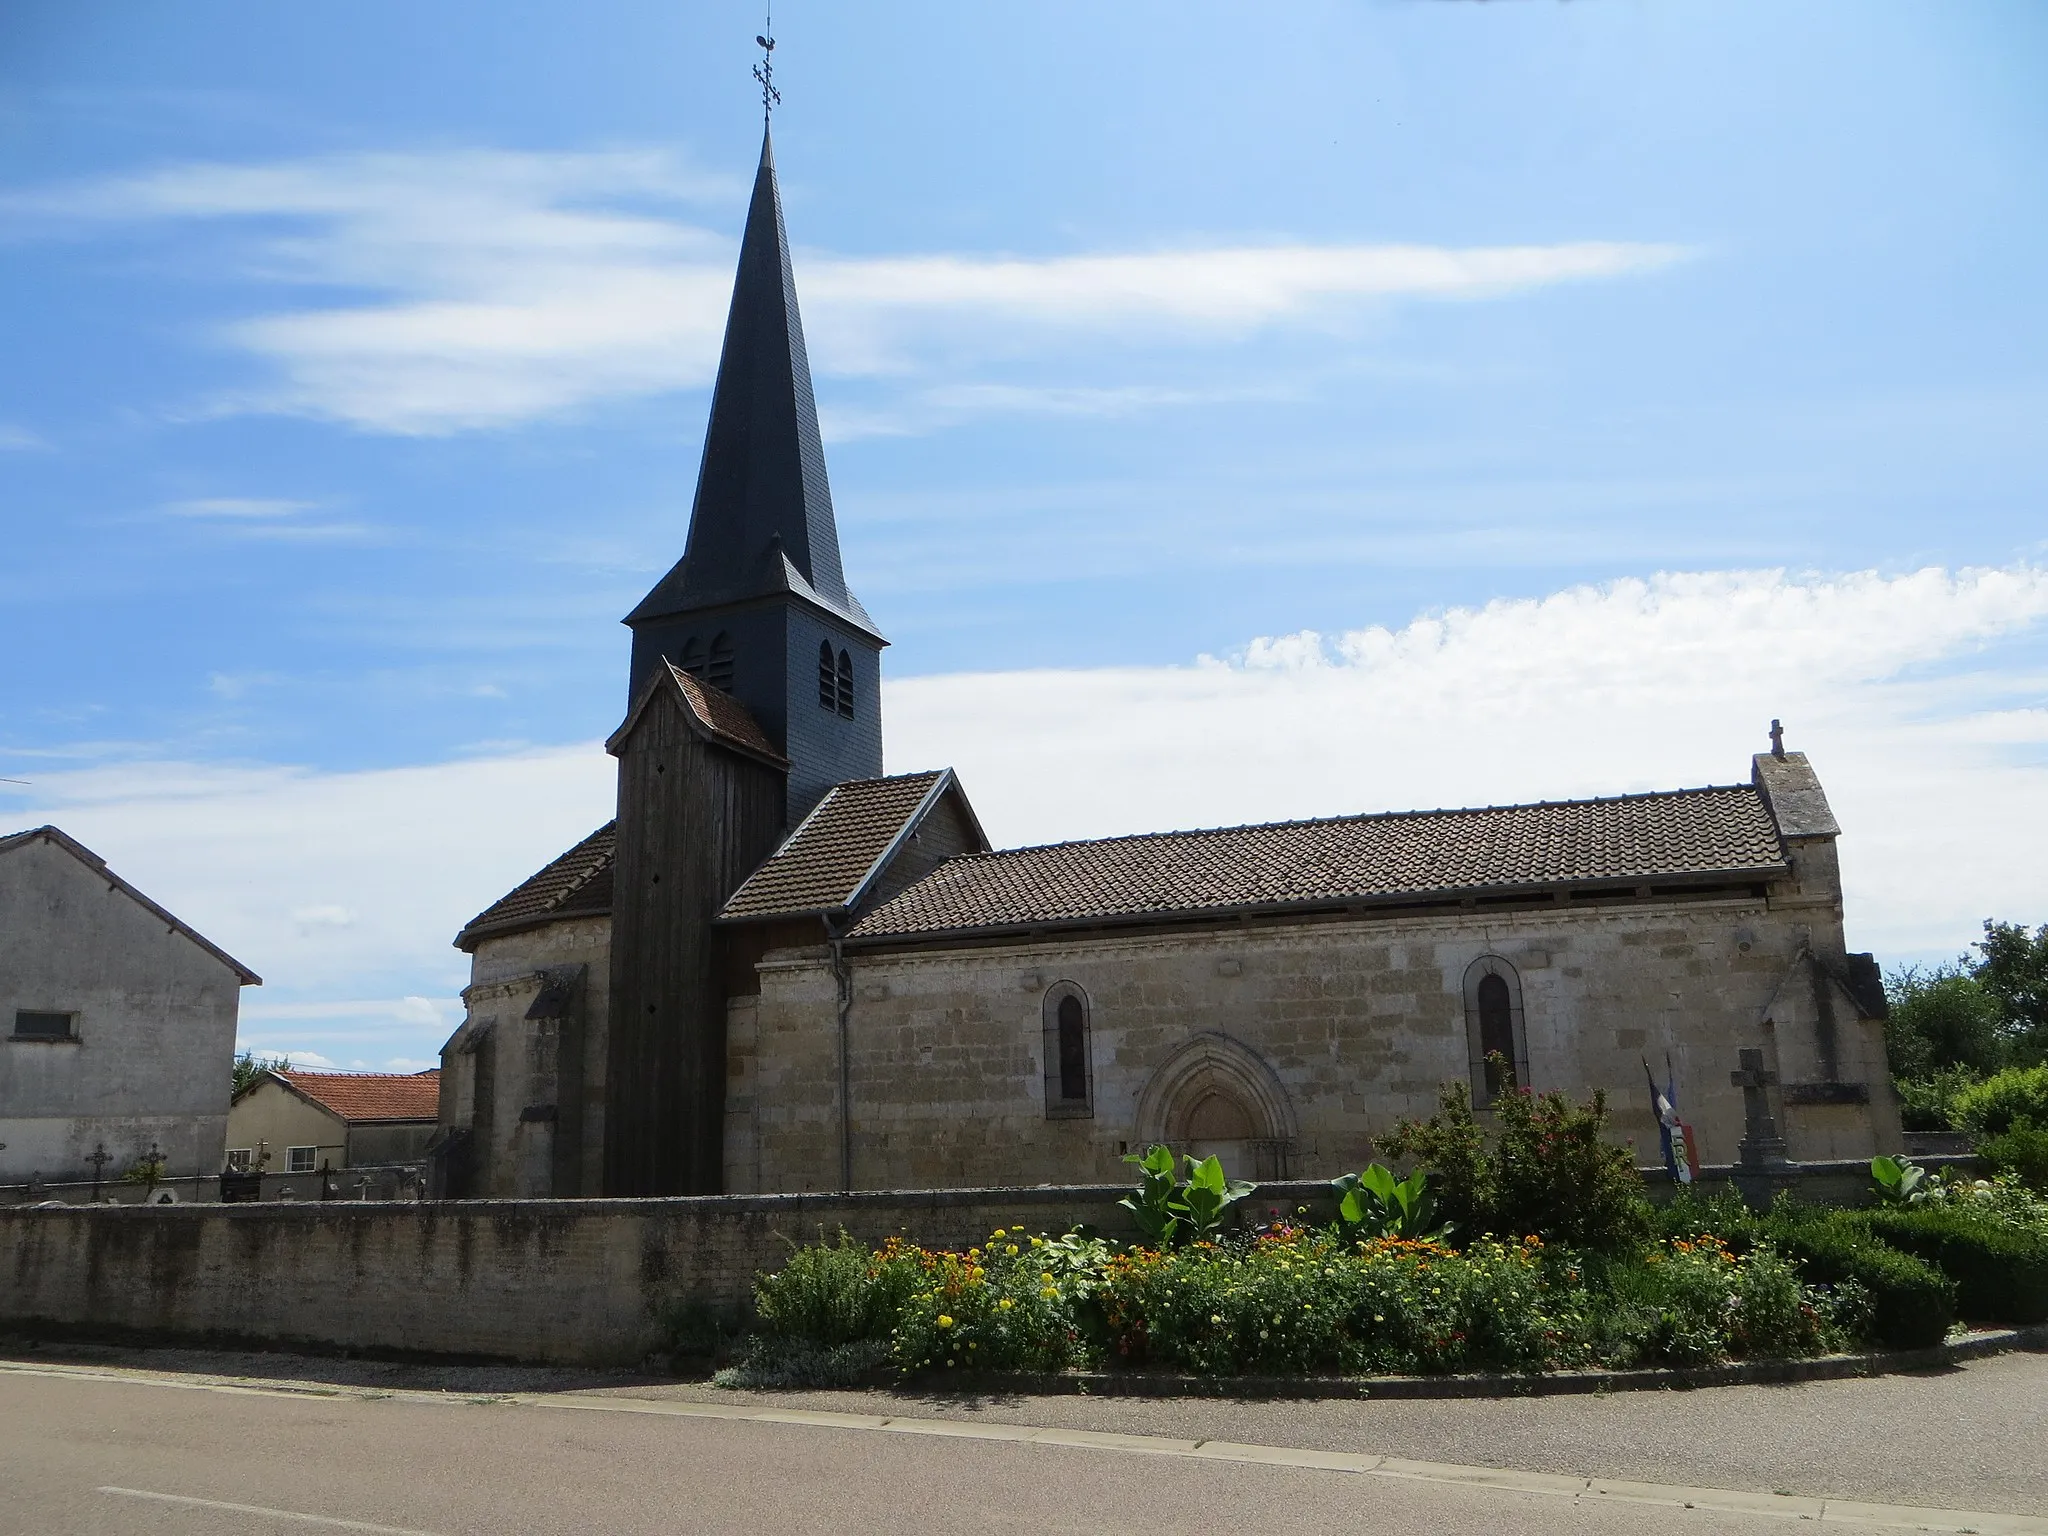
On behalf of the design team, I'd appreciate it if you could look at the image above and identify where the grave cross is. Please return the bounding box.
[1731,1047,1788,1166]
[87,1142,111,1202]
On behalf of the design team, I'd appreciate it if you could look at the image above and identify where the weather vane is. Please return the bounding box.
[753,12,780,120]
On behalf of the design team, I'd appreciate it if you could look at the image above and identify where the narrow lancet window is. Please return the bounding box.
[818,641,837,709]
[679,636,705,677]
[1042,983,1093,1117]
[707,632,735,690]
[836,649,854,718]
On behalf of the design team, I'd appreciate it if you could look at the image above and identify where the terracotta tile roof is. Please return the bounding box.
[721,770,950,921]
[275,1069,440,1123]
[665,662,785,763]
[849,785,1786,941]
[456,822,616,950]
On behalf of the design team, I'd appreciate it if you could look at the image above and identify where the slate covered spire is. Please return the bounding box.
[626,128,879,640]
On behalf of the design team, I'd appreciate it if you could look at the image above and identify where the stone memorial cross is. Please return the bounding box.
[1731,1048,1789,1166]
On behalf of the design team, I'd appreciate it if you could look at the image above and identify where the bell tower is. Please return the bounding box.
[623,127,885,828]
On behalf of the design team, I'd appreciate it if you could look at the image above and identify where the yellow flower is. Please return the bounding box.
[1006,1244,1019,1256]
[937,1315,954,1328]
[1209,1314,1222,1324]
[998,1298,1014,1310]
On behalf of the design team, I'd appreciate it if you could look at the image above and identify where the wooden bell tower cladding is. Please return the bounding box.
[604,664,788,1196]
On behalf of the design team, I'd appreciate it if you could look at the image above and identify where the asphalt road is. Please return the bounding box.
[2,1348,2044,1534]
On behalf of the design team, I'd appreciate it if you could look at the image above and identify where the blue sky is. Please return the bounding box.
[3,2,2045,1068]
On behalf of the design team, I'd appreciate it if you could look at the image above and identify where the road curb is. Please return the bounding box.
[889,1323,2048,1400]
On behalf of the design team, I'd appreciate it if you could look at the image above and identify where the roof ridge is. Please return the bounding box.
[931,783,1762,866]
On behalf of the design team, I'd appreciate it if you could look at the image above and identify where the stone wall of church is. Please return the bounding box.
[730,894,1902,1195]
[444,916,611,1197]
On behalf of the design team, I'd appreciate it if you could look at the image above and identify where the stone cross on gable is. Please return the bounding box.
[1769,719,1785,758]
[1731,1047,1788,1166]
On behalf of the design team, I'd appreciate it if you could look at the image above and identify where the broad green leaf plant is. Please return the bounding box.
[1330,1163,1453,1242]
[1118,1144,1256,1246]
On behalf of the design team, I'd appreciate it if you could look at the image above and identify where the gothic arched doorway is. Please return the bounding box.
[1136,1032,1297,1182]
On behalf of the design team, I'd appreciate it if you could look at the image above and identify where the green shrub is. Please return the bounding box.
[1893,1067,1985,1134]
[751,1229,918,1348]
[1589,1237,1838,1368]
[1764,1207,1954,1350]
[1098,1230,1585,1377]
[712,1335,894,1389]
[1979,1124,2048,1193]
[1380,1067,1651,1254]
[1331,1164,1450,1242]
[1861,1206,2048,1326]
[1952,1065,2048,1138]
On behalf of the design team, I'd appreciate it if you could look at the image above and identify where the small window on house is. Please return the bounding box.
[13,1010,75,1040]
[679,635,705,677]
[285,1146,317,1174]
[818,640,837,709]
[836,649,854,718]
[225,1149,254,1173]
[1041,983,1093,1117]
[707,632,735,690]
[1462,955,1530,1107]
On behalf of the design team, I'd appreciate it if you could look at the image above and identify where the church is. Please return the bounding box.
[432,129,1902,1199]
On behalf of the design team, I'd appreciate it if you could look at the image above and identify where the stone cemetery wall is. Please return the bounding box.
[0,1162,1890,1366]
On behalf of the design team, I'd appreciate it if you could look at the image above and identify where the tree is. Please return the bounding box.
[1883,962,2004,1078]
[1975,920,2048,1065]
[232,1050,290,1097]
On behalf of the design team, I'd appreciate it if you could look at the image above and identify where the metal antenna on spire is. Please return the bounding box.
[753,11,780,121]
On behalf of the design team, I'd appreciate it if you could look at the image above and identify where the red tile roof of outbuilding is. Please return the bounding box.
[273,1069,441,1123]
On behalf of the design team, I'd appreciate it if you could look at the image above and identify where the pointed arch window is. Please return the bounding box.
[835,649,854,718]
[1462,955,1530,1107]
[817,641,837,710]
[679,636,705,678]
[1041,982,1093,1118]
[706,632,735,690]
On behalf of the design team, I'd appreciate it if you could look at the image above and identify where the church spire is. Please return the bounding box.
[625,126,879,643]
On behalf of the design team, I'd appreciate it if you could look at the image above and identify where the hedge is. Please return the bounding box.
[1764,1209,1955,1350]
[1860,1206,2048,1326]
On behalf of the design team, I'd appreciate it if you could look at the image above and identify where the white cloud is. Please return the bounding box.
[0,423,48,451]
[164,497,315,518]
[21,563,2039,1064]
[886,564,2048,966]
[6,149,1683,435]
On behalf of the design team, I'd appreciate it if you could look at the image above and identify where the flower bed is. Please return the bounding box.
[703,1080,2048,1390]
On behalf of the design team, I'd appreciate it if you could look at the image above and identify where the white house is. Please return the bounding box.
[0,825,259,1186]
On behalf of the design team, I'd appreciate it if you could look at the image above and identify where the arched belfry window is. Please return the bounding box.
[1462,955,1530,1107]
[1042,982,1093,1118]
[679,636,705,677]
[817,641,837,710]
[706,632,735,690]
[836,649,854,719]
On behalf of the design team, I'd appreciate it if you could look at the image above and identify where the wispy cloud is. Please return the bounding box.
[0,423,49,451]
[15,563,2045,1063]
[5,149,1685,435]
[164,496,317,518]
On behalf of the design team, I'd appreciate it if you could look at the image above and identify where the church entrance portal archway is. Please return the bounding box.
[1136,1032,1297,1181]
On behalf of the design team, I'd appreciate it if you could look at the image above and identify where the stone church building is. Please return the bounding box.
[435,130,1902,1199]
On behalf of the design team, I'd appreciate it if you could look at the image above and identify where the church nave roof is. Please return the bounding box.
[847,783,1789,943]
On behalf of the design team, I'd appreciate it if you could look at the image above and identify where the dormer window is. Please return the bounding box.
[836,649,854,719]
[818,641,837,710]
[707,632,735,690]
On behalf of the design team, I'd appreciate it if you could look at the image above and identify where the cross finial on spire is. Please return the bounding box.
[753,12,780,121]
[1769,718,1785,758]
